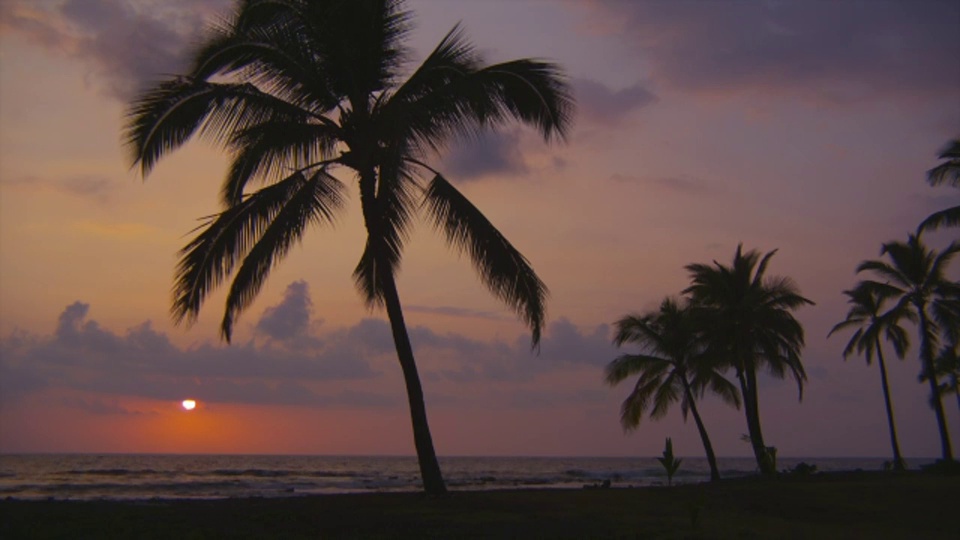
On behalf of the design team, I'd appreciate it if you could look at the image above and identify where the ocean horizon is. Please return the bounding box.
[0,454,938,501]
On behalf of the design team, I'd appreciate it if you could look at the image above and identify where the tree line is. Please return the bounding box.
[606,141,959,480]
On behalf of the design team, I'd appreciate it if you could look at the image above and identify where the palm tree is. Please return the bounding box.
[918,138,960,233]
[605,297,741,483]
[683,245,814,477]
[829,281,914,471]
[124,0,573,495]
[857,235,960,461]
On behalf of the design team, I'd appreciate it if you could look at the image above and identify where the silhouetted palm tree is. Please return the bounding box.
[684,245,813,477]
[857,235,960,461]
[829,282,914,471]
[605,297,740,483]
[124,0,572,495]
[918,138,960,233]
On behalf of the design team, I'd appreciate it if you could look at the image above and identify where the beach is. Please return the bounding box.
[2,470,957,539]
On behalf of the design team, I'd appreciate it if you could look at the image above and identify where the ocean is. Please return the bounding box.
[0,454,933,501]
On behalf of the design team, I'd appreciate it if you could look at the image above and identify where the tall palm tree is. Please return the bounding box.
[124,0,573,495]
[683,245,814,477]
[918,138,960,234]
[829,282,914,471]
[857,235,960,461]
[605,297,741,483]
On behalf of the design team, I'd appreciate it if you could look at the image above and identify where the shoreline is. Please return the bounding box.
[2,470,958,539]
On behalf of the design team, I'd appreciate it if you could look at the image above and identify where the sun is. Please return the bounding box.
[181,399,197,411]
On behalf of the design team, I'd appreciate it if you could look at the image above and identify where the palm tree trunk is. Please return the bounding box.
[738,369,773,476]
[874,341,905,471]
[357,165,446,496]
[682,380,721,482]
[381,274,448,495]
[918,312,953,461]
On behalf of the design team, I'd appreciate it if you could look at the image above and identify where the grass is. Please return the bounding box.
[0,470,957,539]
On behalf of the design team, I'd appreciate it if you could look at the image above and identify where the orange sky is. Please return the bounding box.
[0,0,958,458]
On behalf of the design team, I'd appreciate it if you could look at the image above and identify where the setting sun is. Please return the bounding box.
[181,399,197,411]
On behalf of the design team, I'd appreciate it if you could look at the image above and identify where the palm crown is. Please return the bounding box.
[606,298,740,428]
[125,0,573,344]
[683,245,813,396]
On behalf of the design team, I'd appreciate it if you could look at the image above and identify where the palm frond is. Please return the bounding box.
[220,169,345,340]
[422,173,547,346]
[223,120,341,205]
[927,138,960,187]
[381,35,573,156]
[918,206,960,233]
[604,354,670,385]
[126,78,313,175]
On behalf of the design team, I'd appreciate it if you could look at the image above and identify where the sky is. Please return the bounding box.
[0,0,958,459]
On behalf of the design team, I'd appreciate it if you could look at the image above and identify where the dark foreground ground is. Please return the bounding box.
[1,471,957,539]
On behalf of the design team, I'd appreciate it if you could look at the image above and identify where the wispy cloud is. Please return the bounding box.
[610,173,721,195]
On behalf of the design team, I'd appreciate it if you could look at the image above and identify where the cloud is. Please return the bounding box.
[440,129,529,181]
[256,280,313,342]
[610,173,720,195]
[1,174,121,204]
[59,396,156,416]
[0,0,231,99]
[405,304,505,321]
[416,317,616,384]
[0,298,382,407]
[583,0,960,104]
[0,278,624,412]
[572,78,657,124]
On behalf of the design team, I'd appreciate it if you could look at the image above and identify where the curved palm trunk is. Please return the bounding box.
[358,166,446,495]
[739,369,774,477]
[874,342,905,470]
[682,379,721,482]
[918,312,953,461]
[382,275,448,495]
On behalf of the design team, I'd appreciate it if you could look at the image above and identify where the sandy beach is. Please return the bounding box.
[1,470,957,539]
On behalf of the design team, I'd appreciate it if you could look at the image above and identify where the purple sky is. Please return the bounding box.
[0,0,958,458]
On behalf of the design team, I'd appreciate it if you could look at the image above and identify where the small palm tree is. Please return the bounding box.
[684,245,814,477]
[125,0,573,495]
[605,297,740,483]
[918,138,960,233]
[857,235,960,461]
[829,281,915,471]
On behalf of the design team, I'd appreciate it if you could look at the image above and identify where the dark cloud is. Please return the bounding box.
[440,129,529,181]
[587,0,960,103]
[0,0,231,99]
[572,78,657,124]
[256,280,313,342]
